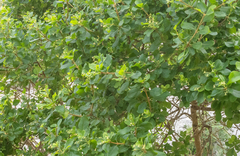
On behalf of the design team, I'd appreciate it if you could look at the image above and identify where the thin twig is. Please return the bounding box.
[100,72,131,74]
[36,28,51,42]
[159,133,169,148]
[143,88,152,112]
[72,60,80,70]
[108,141,125,145]
[214,2,227,10]
[36,61,46,77]
[179,0,203,13]
[184,14,206,51]
[66,0,69,24]
[69,113,82,117]
[113,2,120,21]
[141,8,149,17]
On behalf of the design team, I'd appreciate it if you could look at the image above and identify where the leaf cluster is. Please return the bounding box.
[0,0,240,155]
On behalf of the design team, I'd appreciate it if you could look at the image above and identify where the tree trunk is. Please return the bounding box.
[191,101,202,156]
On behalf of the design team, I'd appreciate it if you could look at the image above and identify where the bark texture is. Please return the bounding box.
[191,101,202,156]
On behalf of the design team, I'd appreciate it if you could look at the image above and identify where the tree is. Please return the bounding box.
[0,0,240,155]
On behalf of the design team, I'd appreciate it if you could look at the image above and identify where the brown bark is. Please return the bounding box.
[191,105,212,111]
[191,101,202,156]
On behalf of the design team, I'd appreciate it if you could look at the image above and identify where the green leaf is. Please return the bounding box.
[112,37,120,48]
[33,67,41,74]
[215,110,222,121]
[207,5,216,14]
[178,51,188,64]
[108,0,114,5]
[202,41,214,49]
[107,9,118,19]
[123,0,132,5]
[197,92,205,104]
[228,88,240,98]
[190,84,201,91]
[198,75,207,84]
[214,59,223,71]
[131,71,142,79]
[118,127,131,135]
[119,64,127,75]
[13,99,20,106]
[209,0,217,4]
[199,26,210,35]
[64,138,75,151]
[209,32,218,36]
[138,122,153,131]
[215,11,226,18]
[211,89,223,96]
[137,102,147,113]
[236,62,240,70]
[78,116,89,131]
[89,63,97,70]
[126,85,141,99]
[226,148,237,156]
[192,42,202,50]
[76,88,85,95]
[225,107,233,118]
[196,2,207,13]
[227,120,233,128]
[142,35,150,43]
[119,146,129,153]
[103,144,110,153]
[136,3,143,8]
[162,101,171,109]
[103,54,112,67]
[228,71,240,84]
[56,106,65,114]
[161,69,170,79]
[149,40,161,52]
[144,29,154,37]
[60,61,73,69]
[172,37,182,48]
[203,5,216,22]
[118,81,129,94]
[108,146,119,156]
[229,26,236,34]
[150,87,161,97]
[155,151,167,156]
[181,21,195,30]
[220,68,231,75]
[205,81,214,91]
[203,13,214,22]
[45,41,51,49]
[225,42,234,47]
[91,120,100,126]
[0,58,5,64]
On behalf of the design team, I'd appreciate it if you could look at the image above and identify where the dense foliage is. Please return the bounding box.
[0,0,240,155]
